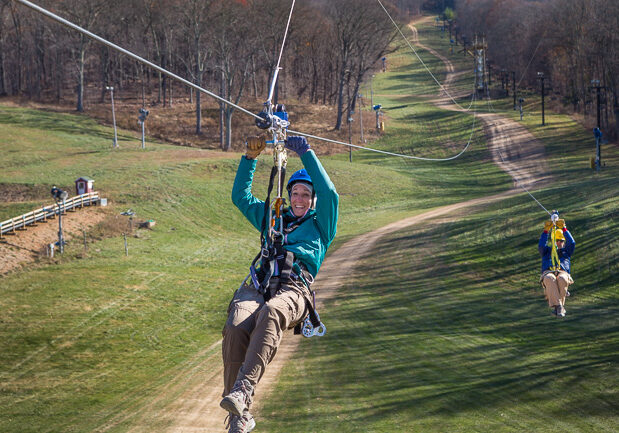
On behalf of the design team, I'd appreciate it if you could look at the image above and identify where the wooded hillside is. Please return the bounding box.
[0,0,409,149]
[454,0,618,138]
[1,0,616,145]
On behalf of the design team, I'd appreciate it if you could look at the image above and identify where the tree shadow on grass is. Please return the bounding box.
[274,192,618,430]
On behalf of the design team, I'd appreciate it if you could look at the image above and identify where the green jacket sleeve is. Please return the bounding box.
[231,156,265,232]
[301,150,339,245]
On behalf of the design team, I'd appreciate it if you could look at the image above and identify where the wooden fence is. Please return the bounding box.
[0,192,100,238]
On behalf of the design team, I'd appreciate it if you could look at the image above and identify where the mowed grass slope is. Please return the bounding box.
[0,18,511,432]
[259,19,619,433]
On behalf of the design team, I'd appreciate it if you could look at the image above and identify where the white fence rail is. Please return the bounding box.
[0,192,100,237]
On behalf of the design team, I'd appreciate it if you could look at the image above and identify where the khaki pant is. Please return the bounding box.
[221,276,310,401]
[541,270,573,308]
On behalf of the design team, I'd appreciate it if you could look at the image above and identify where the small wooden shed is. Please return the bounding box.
[75,177,95,195]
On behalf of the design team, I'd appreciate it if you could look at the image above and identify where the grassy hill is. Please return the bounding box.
[0,19,507,433]
[259,20,619,433]
[1,17,617,433]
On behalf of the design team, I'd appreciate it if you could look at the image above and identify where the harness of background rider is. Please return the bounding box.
[540,211,573,294]
[247,106,326,338]
[548,211,563,272]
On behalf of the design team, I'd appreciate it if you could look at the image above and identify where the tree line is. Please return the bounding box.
[0,0,410,149]
[452,0,618,139]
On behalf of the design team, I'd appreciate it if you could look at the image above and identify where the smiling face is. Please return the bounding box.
[290,183,313,217]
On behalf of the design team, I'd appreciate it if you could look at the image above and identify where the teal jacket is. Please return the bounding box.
[232,150,339,277]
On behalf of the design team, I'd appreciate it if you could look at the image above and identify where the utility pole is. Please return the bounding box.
[487,61,492,86]
[106,86,118,148]
[347,113,353,163]
[370,74,375,109]
[511,71,516,109]
[358,93,364,144]
[138,108,149,149]
[537,72,546,126]
[590,79,605,170]
[51,187,68,254]
[473,35,487,95]
[506,71,510,95]
[590,79,602,128]
[593,127,603,170]
[373,104,382,130]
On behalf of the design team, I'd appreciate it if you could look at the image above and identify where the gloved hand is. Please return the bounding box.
[245,135,266,160]
[544,221,553,232]
[556,219,565,229]
[285,136,310,156]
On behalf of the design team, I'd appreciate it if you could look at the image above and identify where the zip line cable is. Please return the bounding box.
[516,31,547,88]
[287,78,481,161]
[495,147,552,215]
[266,0,295,106]
[482,81,552,215]
[480,37,554,216]
[16,0,476,162]
[375,0,471,112]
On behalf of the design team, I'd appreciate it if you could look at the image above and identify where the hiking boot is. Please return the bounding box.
[220,378,253,417]
[557,305,566,318]
[225,413,256,433]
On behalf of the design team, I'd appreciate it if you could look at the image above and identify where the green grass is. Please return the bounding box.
[2,15,616,433]
[259,19,619,433]
[0,19,510,432]
[263,183,618,432]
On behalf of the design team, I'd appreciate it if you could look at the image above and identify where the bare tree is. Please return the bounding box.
[50,0,111,111]
[211,1,252,151]
[177,0,213,135]
[0,0,9,96]
[328,0,397,130]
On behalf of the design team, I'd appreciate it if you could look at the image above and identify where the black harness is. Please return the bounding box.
[248,166,322,334]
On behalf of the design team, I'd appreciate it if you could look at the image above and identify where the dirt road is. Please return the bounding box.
[100,18,551,433]
[408,19,549,190]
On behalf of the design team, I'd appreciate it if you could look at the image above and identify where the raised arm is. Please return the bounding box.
[286,137,339,244]
[563,227,575,256]
[538,231,549,257]
[231,137,267,232]
[301,150,339,244]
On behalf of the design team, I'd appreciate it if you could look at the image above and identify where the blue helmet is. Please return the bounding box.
[287,169,312,192]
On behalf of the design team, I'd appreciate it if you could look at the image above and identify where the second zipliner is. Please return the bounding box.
[538,211,576,318]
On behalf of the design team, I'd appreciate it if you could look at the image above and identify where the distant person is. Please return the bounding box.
[538,216,575,317]
[220,135,339,433]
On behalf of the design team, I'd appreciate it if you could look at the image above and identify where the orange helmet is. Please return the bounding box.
[554,229,565,241]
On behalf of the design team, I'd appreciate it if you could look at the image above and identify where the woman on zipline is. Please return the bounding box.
[539,217,575,318]
[220,135,339,433]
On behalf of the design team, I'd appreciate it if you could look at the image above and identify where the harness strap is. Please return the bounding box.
[550,226,561,271]
[260,166,279,246]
